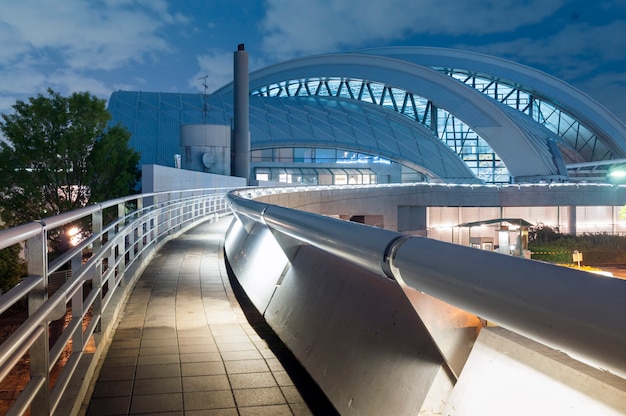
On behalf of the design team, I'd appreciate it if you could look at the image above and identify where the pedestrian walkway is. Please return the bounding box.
[82,216,315,416]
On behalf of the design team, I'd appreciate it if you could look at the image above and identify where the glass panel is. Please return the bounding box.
[334,174,347,185]
[252,149,273,162]
[294,148,313,162]
[318,172,333,185]
[348,174,362,184]
[315,148,336,163]
[275,148,293,162]
[337,150,358,163]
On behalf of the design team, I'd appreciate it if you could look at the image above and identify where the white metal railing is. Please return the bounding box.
[227,190,626,380]
[0,188,231,416]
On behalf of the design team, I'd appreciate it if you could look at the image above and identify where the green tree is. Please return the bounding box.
[0,89,140,227]
[0,243,25,294]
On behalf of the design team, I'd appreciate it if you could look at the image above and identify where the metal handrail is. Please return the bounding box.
[227,190,626,380]
[0,188,231,416]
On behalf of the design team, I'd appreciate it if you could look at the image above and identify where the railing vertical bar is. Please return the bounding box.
[26,227,50,416]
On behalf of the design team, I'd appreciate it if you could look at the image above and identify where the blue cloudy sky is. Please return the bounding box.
[1,0,625,123]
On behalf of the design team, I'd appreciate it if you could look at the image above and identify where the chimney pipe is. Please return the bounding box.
[232,44,250,183]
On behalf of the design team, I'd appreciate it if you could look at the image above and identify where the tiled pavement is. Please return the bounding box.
[83,216,319,416]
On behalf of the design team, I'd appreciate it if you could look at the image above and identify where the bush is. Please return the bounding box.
[529,225,626,265]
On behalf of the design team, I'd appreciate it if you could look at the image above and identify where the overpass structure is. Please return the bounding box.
[0,184,625,415]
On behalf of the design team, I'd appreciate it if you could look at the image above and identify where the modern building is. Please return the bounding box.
[107,46,626,187]
[107,46,626,248]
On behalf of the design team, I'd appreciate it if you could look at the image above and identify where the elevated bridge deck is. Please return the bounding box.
[83,217,317,416]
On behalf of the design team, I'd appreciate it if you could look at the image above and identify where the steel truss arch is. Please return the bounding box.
[216,53,568,183]
[353,46,626,165]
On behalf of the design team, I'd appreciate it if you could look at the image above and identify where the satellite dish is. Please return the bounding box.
[202,153,215,169]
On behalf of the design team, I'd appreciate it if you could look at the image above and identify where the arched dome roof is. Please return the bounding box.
[216,51,573,182]
[351,46,626,161]
[110,47,626,184]
[246,95,477,182]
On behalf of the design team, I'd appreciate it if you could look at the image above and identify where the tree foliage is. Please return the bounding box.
[0,89,140,227]
[0,243,26,294]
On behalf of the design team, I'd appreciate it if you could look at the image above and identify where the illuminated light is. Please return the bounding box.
[607,164,626,184]
[608,168,626,177]
[67,226,81,247]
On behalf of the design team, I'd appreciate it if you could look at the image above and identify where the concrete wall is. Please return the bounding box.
[225,189,626,415]
[141,164,245,193]
[224,219,453,415]
[445,327,626,416]
[254,183,626,234]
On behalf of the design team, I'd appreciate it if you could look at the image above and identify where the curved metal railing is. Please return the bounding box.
[0,188,230,416]
[227,189,626,380]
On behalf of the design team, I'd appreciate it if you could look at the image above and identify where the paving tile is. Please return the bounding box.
[137,353,180,366]
[178,331,216,345]
[290,402,315,416]
[111,328,142,341]
[142,327,177,339]
[181,361,226,376]
[183,390,236,410]
[272,370,295,387]
[97,365,136,382]
[216,342,256,352]
[182,374,230,392]
[133,376,182,395]
[91,379,133,398]
[265,357,285,372]
[135,363,181,379]
[228,372,277,389]
[101,355,138,368]
[233,387,286,407]
[180,352,222,363]
[238,404,293,416]
[116,319,146,330]
[179,343,220,354]
[130,392,183,414]
[87,396,131,416]
[220,349,263,361]
[141,337,179,348]
[105,347,139,359]
[140,345,180,356]
[224,359,270,374]
[280,385,305,403]
[185,409,238,416]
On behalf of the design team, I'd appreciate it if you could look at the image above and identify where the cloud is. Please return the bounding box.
[467,20,626,81]
[0,1,176,71]
[453,17,626,123]
[190,51,235,94]
[260,0,565,60]
[190,50,269,93]
[0,0,188,112]
[48,70,111,98]
[577,72,626,125]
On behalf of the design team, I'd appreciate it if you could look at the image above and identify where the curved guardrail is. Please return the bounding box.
[0,188,230,416]
[227,189,626,381]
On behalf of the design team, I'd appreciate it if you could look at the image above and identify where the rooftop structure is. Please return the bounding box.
[107,46,626,185]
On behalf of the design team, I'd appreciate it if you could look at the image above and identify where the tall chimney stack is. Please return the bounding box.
[232,43,250,183]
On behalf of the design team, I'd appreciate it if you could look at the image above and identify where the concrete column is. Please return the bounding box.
[568,205,577,235]
[232,43,250,183]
